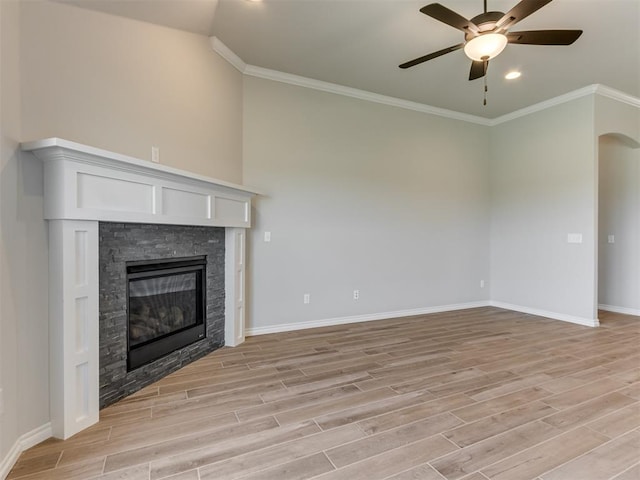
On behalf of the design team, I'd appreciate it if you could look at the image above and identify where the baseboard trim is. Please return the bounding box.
[490,301,599,327]
[598,304,640,317]
[0,423,52,480]
[246,301,492,336]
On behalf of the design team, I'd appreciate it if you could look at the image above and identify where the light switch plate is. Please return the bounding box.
[567,233,583,244]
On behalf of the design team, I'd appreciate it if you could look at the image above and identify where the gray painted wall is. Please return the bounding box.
[243,77,491,331]
[489,97,598,321]
[598,135,640,312]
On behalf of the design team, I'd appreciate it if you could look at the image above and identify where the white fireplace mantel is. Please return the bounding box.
[22,138,257,439]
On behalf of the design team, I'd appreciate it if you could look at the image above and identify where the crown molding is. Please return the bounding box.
[594,84,640,108]
[209,39,639,127]
[210,36,246,73]
[243,65,492,126]
[488,85,600,126]
[209,37,490,125]
[488,84,640,126]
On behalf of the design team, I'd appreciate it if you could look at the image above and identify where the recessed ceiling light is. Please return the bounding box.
[505,71,522,80]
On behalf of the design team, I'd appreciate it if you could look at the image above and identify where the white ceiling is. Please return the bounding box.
[55,0,640,118]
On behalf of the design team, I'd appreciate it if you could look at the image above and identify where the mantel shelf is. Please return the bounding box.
[22,138,257,228]
[22,138,261,196]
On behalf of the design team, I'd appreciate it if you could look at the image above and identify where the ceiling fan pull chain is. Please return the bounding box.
[483,58,488,106]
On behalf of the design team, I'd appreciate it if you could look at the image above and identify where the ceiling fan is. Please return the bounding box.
[399,0,583,81]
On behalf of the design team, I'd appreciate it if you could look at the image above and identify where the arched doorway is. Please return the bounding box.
[597,133,640,317]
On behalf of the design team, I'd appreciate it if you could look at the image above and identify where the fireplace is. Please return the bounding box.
[127,256,207,370]
[99,222,226,408]
[23,138,256,439]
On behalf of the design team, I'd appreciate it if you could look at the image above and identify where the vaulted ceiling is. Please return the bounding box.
[55,0,639,118]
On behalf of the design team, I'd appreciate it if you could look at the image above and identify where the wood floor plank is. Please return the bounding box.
[383,464,448,480]
[610,463,640,480]
[7,458,105,480]
[196,425,366,480]
[356,393,476,435]
[444,401,558,448]
[431,421,561,480]
[315,389,436,431]
[147,420,321,479]
[540,429,640,480]
[540,377,625,409]
[311,435,458,480]
[224,453,335,480]
[9,308,639,480]
[480,426,609,480]
[6,452,61,479]
[102,417,280,473]
[450,386,552,422]
[326,412,461,468]
[274,387,397,426]
[87,464,150,480]
[541,392,637,430]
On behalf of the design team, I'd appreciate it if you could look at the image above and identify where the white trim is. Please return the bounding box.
[490,301,599,327]
[225,228,246,346]
[0,423,52,480]
[21,137,261,196]
[209,37,246,73]
[208,40,640,127]
[246,301,491,336]
[594,85,640,109]
[243,65,491,126]
[598,304,640,317]
[489,85,600,126]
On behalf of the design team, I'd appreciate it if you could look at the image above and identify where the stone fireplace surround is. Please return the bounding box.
[98,223,225,408]
[21,138,258,440]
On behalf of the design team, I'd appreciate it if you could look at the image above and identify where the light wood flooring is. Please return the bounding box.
[8,307,640,480]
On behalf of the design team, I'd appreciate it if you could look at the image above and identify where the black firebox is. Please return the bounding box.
[126,256,206,370]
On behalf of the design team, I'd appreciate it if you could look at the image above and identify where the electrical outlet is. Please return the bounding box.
[608,235,615,244]
[480,280,485,288]
[151,146,160,163]
[303,293,310,304]
[264,231,271,242]
[353,289,360,300]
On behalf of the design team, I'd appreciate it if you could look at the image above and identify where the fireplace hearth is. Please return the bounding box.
[127,256,207,370]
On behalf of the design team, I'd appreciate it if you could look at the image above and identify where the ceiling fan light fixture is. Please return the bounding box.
[463,33,508,61]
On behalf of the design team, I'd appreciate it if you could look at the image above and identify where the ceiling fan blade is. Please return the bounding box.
[399,43,464,69]
[507,30,583,45]
[420,4,479,35]
[496,0,553,30]
[469,60,488,81]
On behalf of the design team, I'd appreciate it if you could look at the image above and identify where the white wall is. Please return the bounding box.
[20,0,243,183]
[0,0,50,469]
[243,76,491,332]
[598,135,640,313]
[490,97,598,323]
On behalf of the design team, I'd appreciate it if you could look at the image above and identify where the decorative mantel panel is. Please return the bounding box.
[22,138,257,439]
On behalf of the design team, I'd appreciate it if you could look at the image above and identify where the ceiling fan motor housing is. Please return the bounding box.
[465,11,505,40]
